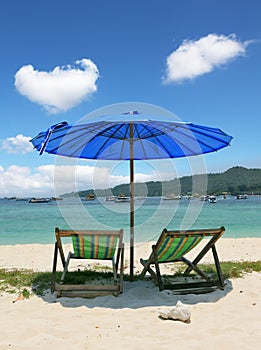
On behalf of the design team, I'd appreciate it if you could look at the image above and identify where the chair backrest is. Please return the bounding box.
[155,227,225,263]
[55,228,123,260]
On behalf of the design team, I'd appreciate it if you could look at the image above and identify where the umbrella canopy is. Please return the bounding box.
[30,111,233,276]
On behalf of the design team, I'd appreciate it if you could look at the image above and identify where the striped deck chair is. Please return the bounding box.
[51,228,124,298]
[140,227,225,292]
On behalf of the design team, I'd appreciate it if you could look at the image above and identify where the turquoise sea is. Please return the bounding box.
[0,196,260,245]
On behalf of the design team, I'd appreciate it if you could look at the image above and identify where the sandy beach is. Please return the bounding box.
[0,238,260,350]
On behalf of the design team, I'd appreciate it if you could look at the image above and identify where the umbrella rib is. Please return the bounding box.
[92,123,126,158]
[133,123,149,159]
[69,127,115,157]
[175,123,230,147]
[118,123,130,159]
[148,121,230,146]
[46,124,109,155]
[48,123,118,157]
[149,121,229,153]
[141,124,175,157]
[141,122,213,155]
[173,126,227,152]
[49,131,92,156]
[89,124,122,159]
[62,123,125,159]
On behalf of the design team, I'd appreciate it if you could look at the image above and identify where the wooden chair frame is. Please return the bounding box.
[140,226,225,292]
[51,228,124,298]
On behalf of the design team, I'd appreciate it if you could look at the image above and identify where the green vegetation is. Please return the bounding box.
[0,269,52,296]
[208,261,261,278]
[62,166,261,198]
[171,261,261,279]
[0,260,260,297]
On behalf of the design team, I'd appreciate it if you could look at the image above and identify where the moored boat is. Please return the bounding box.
[208,195,217,203]
[236,194,248,199]
[51,197,63,201]
[114,194,131,202]
[163,194,182,200]
[29,198,51,203]
[82,193,96,201]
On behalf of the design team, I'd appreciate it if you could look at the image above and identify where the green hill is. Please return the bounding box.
[62,166,261,197]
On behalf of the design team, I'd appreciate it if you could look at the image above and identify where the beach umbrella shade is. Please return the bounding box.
[30,111,233,276]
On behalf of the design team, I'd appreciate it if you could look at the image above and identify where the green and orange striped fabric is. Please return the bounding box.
[156,234,204,262]
[72,234,118,259]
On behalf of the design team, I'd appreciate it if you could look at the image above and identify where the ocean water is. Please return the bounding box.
[0,196,260,245]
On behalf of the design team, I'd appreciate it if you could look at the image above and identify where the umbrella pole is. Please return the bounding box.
[130,158,134,278]
[129,123,134,278]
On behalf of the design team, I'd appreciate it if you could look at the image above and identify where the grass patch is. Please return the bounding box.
[0,269,52,297]
[0,261,260,296]
[206,261,261,279]
[170,261,261,279]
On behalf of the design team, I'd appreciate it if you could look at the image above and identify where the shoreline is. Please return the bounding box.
[0,237,260,272]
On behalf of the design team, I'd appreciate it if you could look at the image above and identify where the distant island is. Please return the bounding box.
[61,166,261,198]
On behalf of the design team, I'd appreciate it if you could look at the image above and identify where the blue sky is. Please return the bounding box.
[0,0,260,197]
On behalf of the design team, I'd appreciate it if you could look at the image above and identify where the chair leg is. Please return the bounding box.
[60,252,72,284]
[140,250,155,277]
[119,245,124,293]
[115,246,121,272]
[140,259,158,281]
[212,245,224,289]
[152,247,163,291]
[184,235,220,275]
[112,259,117,284]
[140,245,164,290]
[51,242,58,293]
[182,257,209,281]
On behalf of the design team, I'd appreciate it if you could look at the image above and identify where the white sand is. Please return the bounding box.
[0,238,260,350]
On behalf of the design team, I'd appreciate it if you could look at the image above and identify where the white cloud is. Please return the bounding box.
[0,164,176,197]
[0,164,127,197]
[1,134,33,154]
[0,165,44,196]
[14,58,99,113]
[164,34,250,83]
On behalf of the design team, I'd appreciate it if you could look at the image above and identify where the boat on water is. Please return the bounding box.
[114,194,131,202]
[82,193,96,201]
[200,195,217,203]
[236,194,248,199]
[163,194,182,200]
[29,198,51,203]
[208,195,217,203]
[51,197,63,201]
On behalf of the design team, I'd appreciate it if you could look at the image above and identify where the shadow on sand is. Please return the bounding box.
[32,275,233,310]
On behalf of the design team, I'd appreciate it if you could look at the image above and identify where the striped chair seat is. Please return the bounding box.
[140,227,225,292]
[72,233,118,260]
[51,228,124,298]
[156,234,204,262]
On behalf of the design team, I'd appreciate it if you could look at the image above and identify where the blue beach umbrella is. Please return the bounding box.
[30,111,233,276]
